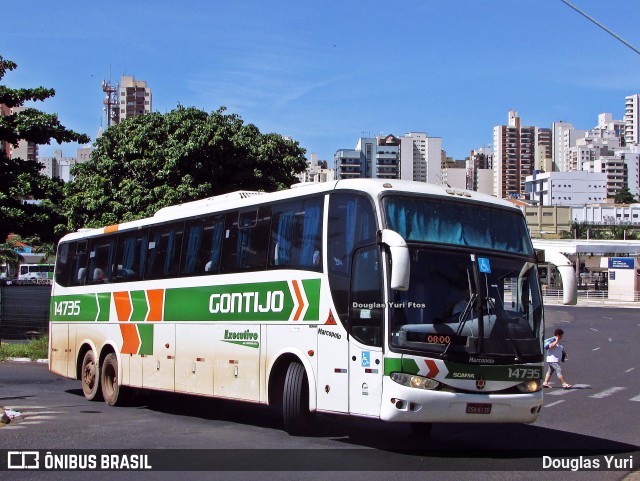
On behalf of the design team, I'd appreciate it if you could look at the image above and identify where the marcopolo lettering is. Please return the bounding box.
[318,327,342,340]
[209,290,285,314]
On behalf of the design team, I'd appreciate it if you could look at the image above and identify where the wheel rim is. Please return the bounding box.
[82,360,96,390]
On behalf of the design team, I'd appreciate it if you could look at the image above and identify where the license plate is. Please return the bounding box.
[466,403,492,414]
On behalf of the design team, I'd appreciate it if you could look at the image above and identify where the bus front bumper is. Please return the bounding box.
[380,378,543,424]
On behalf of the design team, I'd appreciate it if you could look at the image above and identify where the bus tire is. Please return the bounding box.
[81,350,102,401]
[101,353,128,406]
[282,361,313,436]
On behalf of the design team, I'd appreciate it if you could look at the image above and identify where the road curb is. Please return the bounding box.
[4,357,48,363]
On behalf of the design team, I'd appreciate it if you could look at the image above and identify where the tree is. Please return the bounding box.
[0,239,24,278]
[613,187,636,204]
[64,106,307,230]
[0,55,90,243]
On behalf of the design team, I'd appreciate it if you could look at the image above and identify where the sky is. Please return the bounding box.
[3,0,640,163]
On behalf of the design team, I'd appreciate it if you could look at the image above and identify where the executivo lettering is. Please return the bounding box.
[223,329,259,348]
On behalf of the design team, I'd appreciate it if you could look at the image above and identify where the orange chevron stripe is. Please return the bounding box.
[120,324,140,354]
[146,289,164,322]
[113,291,132,322]
[292,280,304,321]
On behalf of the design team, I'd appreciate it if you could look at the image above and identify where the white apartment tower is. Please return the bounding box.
[552,121,587,172]
[624,94,640,145]
[399,132,442,184]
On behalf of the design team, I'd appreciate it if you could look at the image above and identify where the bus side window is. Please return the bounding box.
[269,197,323,271]
[296,197,322,269]
[69,241,88,286]
[221,207,271,272]
[220,211,239,274]
[87,237,116,284]
[240,206,270,270]
[113,231,147,282]
[146,222,184,279]
[327,193,377,323]
[179,215,225,276]
[55,242,73,287]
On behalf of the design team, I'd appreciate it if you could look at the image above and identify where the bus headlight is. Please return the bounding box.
[390,372,439,390]
[517,379,542,393]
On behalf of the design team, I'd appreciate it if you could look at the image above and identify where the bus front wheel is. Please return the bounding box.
[101,353,128,406]
[282,361,313,436]
[81,350,102,401]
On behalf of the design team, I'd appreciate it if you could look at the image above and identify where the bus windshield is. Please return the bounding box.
[383,195,542,361]
[383,195,534,256]
[388,248,544,361]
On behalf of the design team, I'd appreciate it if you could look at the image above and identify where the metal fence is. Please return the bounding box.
[543,289,640,306]
[0,285,51,340]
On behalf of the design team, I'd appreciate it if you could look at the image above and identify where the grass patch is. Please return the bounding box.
[0,335,48,361]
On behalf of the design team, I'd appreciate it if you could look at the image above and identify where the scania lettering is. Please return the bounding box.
[49,179,576,436]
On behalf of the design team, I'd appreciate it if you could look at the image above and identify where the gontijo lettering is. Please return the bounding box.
[209,290,285,314]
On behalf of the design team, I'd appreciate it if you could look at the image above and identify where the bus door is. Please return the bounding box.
[348,245,384,416]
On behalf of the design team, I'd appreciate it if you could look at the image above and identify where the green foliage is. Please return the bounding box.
[0,335,48,362]
[0,239,24,270]
[613,187,637,204]
[567,221,639,240]
[64,106,307,230]
[0,55,89,243]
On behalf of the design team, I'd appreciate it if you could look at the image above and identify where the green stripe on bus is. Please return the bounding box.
[130,290,148,322]
[302,279,320,321]
[164,281,295,322]
[96,293,110,322]
[137,324,154,355]
[384,357,403,376]
[51,294,100,322]
[443,362,544,382]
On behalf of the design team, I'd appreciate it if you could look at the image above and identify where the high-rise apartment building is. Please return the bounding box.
[492,110,535,198]
[1,107,38,162]
[552,121,587,172]
[624,94,640,145]
[334,134,401,180]
[468,146,493,195]
[118,76,152,122]
[535,127,552,172]
[399,132,442,184]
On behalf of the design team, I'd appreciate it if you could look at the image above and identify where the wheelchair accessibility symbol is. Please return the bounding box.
[478,257,491,274]
[361,352,370,367]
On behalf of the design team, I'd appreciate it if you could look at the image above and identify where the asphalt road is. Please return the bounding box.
[0,305,639,481]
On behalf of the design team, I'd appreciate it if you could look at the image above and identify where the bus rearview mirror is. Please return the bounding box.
[379,229,410,291]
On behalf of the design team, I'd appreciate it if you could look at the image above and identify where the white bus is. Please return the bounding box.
[18,263,55,283]
[49,179,575,435]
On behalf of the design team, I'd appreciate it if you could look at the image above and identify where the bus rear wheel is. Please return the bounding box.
[101,353,128,406]
[81,350,102,401]
[282,361,314,436]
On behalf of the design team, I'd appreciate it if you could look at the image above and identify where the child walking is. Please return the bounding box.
[543,328,572,389]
